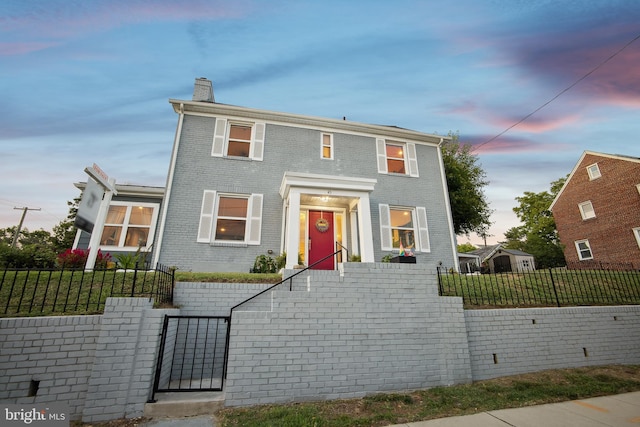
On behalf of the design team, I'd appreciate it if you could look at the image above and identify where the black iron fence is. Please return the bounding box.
[0,263,175,317]
[438,265,640,308]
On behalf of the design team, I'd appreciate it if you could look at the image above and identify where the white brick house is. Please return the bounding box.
[153,78,458,272]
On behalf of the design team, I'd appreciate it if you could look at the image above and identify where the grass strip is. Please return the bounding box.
[217,365,640,427]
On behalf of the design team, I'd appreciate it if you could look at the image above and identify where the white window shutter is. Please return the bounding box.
[376,138,388,174]
[212,118,227,157]
[416,206,430,252]
[197,190,216,242]
[246,193,263,245]
[407,143,419,177]
[250,122,266,161]
[379,204,392,251]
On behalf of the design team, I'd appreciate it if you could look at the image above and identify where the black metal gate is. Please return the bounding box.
[150,315,230,401]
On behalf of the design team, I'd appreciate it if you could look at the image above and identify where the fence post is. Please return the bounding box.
[131,262,139,297]
[549,268,560,307]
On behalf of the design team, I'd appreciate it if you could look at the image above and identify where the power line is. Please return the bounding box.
[473,31,640,152]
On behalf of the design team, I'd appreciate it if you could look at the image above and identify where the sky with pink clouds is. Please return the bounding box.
[1,0,639,247]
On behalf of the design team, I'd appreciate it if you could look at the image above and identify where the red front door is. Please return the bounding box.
[308,211,335,270]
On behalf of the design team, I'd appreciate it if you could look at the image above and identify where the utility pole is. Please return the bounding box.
[11,207,41,248]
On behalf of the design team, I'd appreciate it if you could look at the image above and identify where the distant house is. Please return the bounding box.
[73,182,164,263]
[152,78,459,272]
[549,151,640,269]
[462,244,536,273]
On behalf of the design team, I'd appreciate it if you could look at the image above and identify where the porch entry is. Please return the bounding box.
[307,210,335,270]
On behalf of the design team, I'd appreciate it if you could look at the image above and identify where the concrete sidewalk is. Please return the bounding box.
[139,392,640,427]
[388,391,640,427]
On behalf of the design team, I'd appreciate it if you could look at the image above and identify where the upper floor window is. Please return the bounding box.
[197,190,263,245]
[375,139,419,177]
[586,163,601,180]
[99,202,159,249]
[321,133,333,159]
[578,201,596,220]
[211,118,265,161]
[227,124,252,157]
[378,204,430,252]
[575,239,593,260]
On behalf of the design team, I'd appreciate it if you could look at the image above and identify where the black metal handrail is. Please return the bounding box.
[230,246,345,314]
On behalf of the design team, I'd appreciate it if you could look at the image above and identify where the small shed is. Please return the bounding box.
[465,244,536,273]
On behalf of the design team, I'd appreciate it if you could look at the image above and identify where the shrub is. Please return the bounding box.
[252,254,278,273]
[56,248,111,269]
[114,252,145,269]
[0,243,57,268]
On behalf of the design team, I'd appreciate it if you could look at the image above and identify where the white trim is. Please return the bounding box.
[407,142,419,177]
[575,239,593,260]
[321,133,334,160]
[376,138,388,173]
[246,193,263,245]
[98,201,160,251]
[197,190,217,243]
[250,122,266,161]
[633,227,640,249]
[578,201,596,220]
[153,105,184,266]
[212,118,227,157]
[171,99,447,146]
[586,163,601,180]
[378,204,393,251]
[436,139,459,270]
[416,206,430,252]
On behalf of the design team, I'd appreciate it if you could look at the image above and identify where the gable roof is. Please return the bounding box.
[549,151,640,211]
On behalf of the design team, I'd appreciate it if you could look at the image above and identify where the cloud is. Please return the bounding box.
[489,113,581,134]
[464,133,570,155]
[0,0,253,55]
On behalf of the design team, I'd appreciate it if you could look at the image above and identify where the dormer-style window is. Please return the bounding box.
[211,118,265,161]
[321,133,333,159]
[578,201,596,220]
[376,139,419,177]
[586,163,601,180]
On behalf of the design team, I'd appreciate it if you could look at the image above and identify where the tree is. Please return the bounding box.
[503,177,567,268]
[441,132,493,237]
[51,197,80,252]
[457,242,477,253]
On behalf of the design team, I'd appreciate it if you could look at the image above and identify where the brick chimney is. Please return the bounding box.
[192,77,214,102]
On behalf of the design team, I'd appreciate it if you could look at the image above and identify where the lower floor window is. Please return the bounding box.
[197,190,263,245]
[390,207,415,249]
[379,204,430,252]
[575,239,593,260]
[215,196,248,241]
[100,203,158,248]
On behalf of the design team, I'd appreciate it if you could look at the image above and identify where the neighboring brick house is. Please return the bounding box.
[549,151,640,269]
[152,78,458,272]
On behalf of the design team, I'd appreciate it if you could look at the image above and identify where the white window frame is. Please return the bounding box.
[378,204,429,252]
[586,163,601,180]
[575,239,593,260]
[197,190,263,245]
[578,201,596,220]
[633,227,640,249]
[375,138,419,177]
[99,201,159,250]
[211,118,265,161]
[321,133,333,160]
